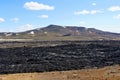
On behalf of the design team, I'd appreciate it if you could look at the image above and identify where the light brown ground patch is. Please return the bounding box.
[0,65,120,80]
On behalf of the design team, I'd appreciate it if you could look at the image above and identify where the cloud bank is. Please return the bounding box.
[0,18,5,23]
[24,1,54,10]
[108,6,120,11]
[74,10,103,15]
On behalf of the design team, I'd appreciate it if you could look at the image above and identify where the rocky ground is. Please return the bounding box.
[0,41,120,74]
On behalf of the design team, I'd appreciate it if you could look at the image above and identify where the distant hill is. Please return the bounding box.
[0,24,120,40]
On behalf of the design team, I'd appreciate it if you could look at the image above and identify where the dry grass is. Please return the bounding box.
[0,65,120,80]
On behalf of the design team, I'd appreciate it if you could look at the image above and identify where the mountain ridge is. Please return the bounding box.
[0,24,120,40]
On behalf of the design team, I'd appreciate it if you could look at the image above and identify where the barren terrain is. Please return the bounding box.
[0,41,120,80]
[0,65,120,80]
[0,41,120,74]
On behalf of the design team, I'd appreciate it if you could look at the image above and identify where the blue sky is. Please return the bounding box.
[0,0,120,33]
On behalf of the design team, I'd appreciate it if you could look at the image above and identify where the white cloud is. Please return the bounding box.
[74,10,90,15]
[38,15,48,18]
[11,17,19,23]
[108,6,120,11]
[91,10,102,14]
[114,14,120,19]
[18,24,35,32]
[24,1,54,10]
[0,18,5,23]
[74,10,102,15]
[92,3,96,6]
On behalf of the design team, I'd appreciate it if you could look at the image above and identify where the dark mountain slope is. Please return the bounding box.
[0,24,120,40]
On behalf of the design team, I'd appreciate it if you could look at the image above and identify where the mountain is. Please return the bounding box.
[0,24,120,40]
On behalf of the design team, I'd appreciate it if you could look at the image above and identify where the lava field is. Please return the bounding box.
[0,41,120,74]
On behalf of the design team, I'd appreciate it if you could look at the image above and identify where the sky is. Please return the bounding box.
[0,0,120,33]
